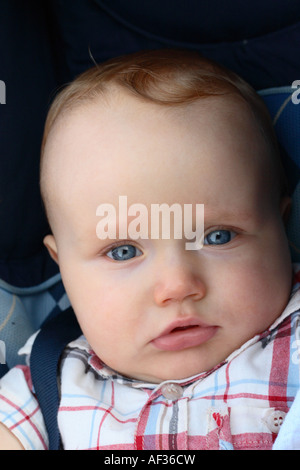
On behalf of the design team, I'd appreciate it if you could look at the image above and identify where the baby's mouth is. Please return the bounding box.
[171,325,198,332]
[151,320,218,351]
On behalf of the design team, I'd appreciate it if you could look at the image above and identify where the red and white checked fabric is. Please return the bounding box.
[1,273,300,450]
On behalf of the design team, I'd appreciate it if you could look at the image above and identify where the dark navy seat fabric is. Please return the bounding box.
[51,0,300,90]
[0,1,64,288]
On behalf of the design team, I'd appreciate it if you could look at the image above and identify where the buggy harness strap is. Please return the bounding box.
[30,307,82,450]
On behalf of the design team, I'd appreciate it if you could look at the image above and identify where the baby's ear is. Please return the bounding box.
[44,234,59,264]
[280,195,292,225]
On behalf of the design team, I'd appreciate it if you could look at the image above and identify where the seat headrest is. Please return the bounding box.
[260,86,300,262]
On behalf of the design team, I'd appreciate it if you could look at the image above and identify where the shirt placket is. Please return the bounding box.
[134,382,189,450]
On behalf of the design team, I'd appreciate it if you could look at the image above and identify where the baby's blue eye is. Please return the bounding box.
[204,229,236,245]
[106,244,142,261]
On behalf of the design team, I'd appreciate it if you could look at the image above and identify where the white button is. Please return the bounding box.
[161,383,183,400]
[264,409,286,434]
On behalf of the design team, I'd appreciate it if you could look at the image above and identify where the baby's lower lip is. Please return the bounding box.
[151,325,219,351]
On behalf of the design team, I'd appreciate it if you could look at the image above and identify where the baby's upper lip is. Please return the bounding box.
[155,317,213,339]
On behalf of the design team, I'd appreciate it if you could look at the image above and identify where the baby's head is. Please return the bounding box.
[40,49,292,383]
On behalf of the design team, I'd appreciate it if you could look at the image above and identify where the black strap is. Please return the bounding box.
[0,364,9,378]
[30,307,82,450]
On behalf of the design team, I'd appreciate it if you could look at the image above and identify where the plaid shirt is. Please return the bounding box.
[1,277,300,450]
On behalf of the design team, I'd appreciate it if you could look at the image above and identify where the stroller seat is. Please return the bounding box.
[0,273,69,375]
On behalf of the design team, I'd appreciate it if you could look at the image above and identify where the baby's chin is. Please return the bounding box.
[121,357,226,384]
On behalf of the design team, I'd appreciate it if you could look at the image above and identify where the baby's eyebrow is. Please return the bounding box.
[204,207,255,225]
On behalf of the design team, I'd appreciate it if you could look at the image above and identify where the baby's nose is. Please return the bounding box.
[153,260,206,306]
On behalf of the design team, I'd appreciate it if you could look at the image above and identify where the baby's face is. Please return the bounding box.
[44,91,292,383]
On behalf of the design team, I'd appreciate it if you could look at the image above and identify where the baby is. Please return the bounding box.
[0,49,299,450]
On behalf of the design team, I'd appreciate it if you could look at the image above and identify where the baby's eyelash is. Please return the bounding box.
[98,240,132,253]
[204,225,243,236]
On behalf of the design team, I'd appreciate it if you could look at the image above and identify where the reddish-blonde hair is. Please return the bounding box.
[40,49,286,202]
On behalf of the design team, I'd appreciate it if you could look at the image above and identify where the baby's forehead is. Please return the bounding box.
[47,89,266,155]
[43,90,275,210]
